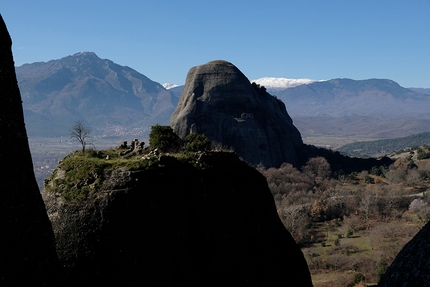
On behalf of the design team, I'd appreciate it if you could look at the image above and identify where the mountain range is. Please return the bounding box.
[16,52,430,145]
[167,78,430,146]
[16,52,178,137]
[259,78,430,118]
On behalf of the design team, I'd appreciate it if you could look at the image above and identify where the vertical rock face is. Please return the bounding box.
[43,152,313,286]
[0,15,60,286]
[379,221,430,286]
[170,60,303,168]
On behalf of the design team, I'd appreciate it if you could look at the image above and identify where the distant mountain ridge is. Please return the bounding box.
[16,53,430,143]
[409,87,430,95]
[16,52,175,137]
[272,78,430,118]
[155,77,430,118]
[152,78,430,144]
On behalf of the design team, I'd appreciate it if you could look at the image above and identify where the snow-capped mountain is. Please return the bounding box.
[251,77,325,93]
[162,83,180,90]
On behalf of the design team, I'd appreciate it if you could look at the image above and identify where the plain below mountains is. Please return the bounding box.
[252,77,430,145]
[16,52,430,145]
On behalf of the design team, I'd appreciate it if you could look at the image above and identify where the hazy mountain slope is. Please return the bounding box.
[166,85,183,107]
[294,116,430,143]
[409,87,430,95]
[16,52,175,137]
[274,78,430,118]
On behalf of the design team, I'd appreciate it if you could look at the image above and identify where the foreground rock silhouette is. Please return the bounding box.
[0,14,60,286]
[379,221,430,286]
[43,152,314,286]
[170,60,303,168]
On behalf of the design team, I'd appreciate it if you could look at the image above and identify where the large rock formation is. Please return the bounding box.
[0,14,61,286]
[379,221,430,286]
[170,60,303,168]
[43,151,313,286]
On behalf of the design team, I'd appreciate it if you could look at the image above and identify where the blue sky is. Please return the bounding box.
[2,0,430,87]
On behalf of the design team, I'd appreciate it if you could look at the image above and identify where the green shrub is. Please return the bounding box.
[365,175,375,184]
[353,272,365,284]
[348,172,358,180]
[149,124,182,153]
[417,148,430,160]
[184,133,211,153]
[370,166,384,176]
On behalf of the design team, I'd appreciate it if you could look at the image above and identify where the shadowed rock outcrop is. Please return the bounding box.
[379,221,430,286]
[43,152,313,286]
[170,60,303,168]
[0,14,60,286]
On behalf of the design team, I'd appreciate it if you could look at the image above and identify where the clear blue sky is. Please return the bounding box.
[2,0,430,88]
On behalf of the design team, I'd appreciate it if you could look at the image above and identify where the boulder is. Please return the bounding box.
[379,221,430,286]
[0,14,61,286]
[43,152,313,286]
[170,60,303,168]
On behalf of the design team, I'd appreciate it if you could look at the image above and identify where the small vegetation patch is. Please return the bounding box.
[45,126,215,203]
[45,148,211,202]
[46,148,132,202]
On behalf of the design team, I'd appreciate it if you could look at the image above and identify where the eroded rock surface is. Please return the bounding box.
[170,60,303,168]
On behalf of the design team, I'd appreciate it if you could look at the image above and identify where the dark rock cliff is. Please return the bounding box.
[0,14,60,286]
[378,221,430,286]
[170,60,303,168]
[43,152,313,286]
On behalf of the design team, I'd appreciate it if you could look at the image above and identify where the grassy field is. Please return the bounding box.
[302,216,424,287]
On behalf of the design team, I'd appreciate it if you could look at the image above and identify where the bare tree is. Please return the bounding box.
[70,120,92,153]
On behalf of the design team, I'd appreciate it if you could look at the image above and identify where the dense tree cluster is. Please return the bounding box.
[149,124,211,154]
[259,150,430,286]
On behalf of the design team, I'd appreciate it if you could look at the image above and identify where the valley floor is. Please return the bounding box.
[29,136,430,287]
[303,217,424,287]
